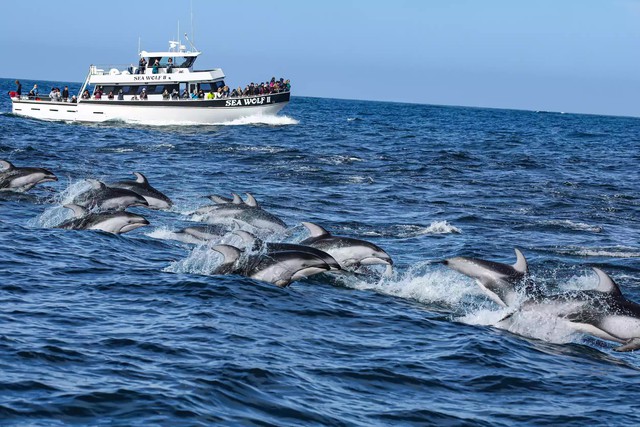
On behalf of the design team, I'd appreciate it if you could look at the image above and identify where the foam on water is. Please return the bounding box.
[541,219,603,233]
[28,179,93,227]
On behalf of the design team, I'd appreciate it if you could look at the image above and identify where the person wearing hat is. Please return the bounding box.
[140,87,148,100]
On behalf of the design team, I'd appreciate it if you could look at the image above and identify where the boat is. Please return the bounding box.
[9,40,290,124]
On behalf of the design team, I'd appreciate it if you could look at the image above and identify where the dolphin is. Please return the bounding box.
[443,248,529,307]
[109,172,173,210]
[233,230,342,271]
[175,224,230,242]
[209,244,331,287]
[205,193,244,205]
[298,222,393,273]
[57,204,150,234]
[195,192,256,213]
[73,180,149,211]
[498,268,640,352]
[0,159,57,192]
[196,195,287,234]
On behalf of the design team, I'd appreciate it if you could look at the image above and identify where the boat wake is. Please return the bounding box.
[117,114,299,127]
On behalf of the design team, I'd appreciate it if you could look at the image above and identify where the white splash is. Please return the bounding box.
[120,114,298,127]
[419,220,462,235]
[164,244,224,275]
[336,263,481,308]
[29,179,93,228]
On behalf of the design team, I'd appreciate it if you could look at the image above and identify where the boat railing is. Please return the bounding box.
[90,64,137,76]
[89,64,190,76]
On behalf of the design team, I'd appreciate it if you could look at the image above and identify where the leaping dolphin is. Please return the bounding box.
[499,268,640,352]
[0,159,57,192]
[209,244,331,287]
[298,222,393,273]
[73,180,149,211]
[109,172,173,210]
[195,194,287,234]
[233,230,342,271]
[443,248,529,307]
[57,204,150,234]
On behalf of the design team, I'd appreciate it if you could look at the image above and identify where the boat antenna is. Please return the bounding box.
[184,33,197,52]
[190,0,194,46]
[137,36,141,54]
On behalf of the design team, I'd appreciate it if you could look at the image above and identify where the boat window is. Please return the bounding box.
[174,56,196,68]
[97,85,179,96]
[199,81,225,92]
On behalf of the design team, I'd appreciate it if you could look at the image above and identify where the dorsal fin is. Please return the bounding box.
[63,203,87,218]
[512,248,528,274]
[0,159,15,171]
[233,230,262,247]
[210,244,242,264]
[231,193,243,204]
[87,179,106,190]
[301,222,331,238]
[244,193,259,208]
[133,172,148,185]
[593,268,623,297]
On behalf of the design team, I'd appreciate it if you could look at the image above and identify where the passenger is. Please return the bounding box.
[206,91,214,100]
[216,87,223,99]
[94,87,102,100]
[107,91,114,100]
[70,95,77,103]
[162,89,170,100]
[285,79,291,91]
[230,88,238,97]
[182,88,189,99]
[62,86,69,101]
[197,89,204,99]
[152,59,159,74]
[190,91,198,99]
[81,89,90,99]
[15,80,22,97]
[49,88,56,101]
[237,86,243,97]
[171,89,179,99]
[166,57,173,73]
[140,88,148,100]
[138,57,147,74]
[28,84,38,99]
[117,89,124,100]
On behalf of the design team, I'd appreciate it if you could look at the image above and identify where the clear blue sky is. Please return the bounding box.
[3,0,640,116]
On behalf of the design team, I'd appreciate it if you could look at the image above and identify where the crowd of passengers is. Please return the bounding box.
[20,76,290,103]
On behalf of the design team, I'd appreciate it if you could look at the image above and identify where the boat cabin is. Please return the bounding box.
[79,41,226,101]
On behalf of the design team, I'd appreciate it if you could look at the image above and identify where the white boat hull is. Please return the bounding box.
[10,93,290,125]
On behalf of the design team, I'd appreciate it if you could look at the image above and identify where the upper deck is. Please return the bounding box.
[86,42,225,85]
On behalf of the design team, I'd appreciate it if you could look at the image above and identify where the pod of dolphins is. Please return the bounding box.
[3,159,640,353]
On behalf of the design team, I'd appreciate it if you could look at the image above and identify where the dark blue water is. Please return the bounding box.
[2,77,640,426]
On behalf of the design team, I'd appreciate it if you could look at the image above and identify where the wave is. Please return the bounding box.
[540,220,603,233]
[555,246,640,258]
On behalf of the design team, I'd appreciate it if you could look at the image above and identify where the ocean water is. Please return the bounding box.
[1,77,640,426]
